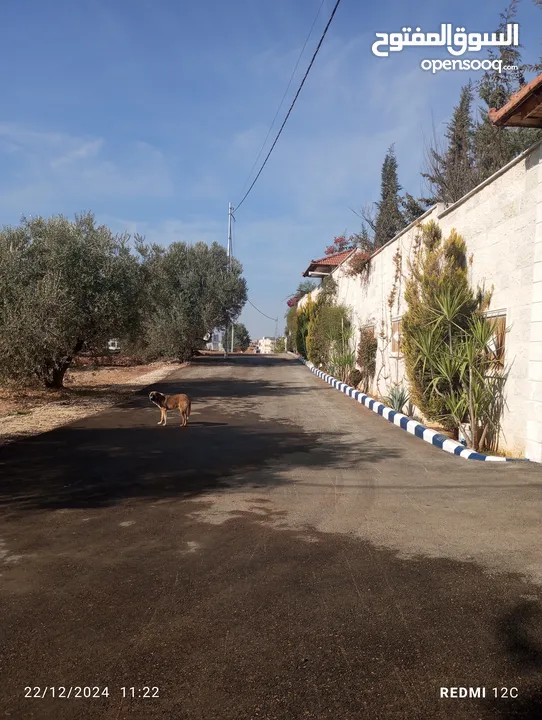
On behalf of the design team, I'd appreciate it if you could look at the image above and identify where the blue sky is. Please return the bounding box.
[1,0,541,338]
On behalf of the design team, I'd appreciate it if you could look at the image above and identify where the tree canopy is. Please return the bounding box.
[0,212,248,386]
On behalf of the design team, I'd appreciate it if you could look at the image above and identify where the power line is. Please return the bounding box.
[237,0,326,200]
[234,0,342,213]
[247,298,278,322]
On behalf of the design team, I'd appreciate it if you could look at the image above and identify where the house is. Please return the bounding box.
[488,72,542,128]
[296,73,542,461]
[258,337,275,354]
[302,249,355,279]
[206,330,225,352]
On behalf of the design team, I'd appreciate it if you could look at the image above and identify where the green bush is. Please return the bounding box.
[383,384,410,414]
[401,221,490,430]
[401,220,506,451]
[356,327,378,393]
[347,368,363,388]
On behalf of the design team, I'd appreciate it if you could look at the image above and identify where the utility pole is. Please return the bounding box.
[226,203,233,357]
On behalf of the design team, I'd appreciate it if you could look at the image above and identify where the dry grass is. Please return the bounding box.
[0,358,186,448]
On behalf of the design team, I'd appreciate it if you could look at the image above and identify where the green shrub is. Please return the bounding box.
[401,221,490,430]
[383,384,410,414]
[347,368,363,388]
[356,327,378,393]
[401,221,507,451]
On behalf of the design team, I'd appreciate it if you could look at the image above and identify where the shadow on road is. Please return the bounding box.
[490,599,542,718]
[0,410,399,513]
[132,375,312,404]
[191,354,295,368]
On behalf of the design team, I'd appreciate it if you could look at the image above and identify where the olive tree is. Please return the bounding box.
[0,212,144,388]
[136,239,247,361]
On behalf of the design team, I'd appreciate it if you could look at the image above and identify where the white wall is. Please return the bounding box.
[297,285,321,309]
[300,140,542,460]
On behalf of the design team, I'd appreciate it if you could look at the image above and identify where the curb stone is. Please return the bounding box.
[288,352,529,463]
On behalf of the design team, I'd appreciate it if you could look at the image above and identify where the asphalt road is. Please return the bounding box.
[1,354,542,720]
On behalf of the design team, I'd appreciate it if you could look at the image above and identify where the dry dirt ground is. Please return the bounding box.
[0,358,185,448]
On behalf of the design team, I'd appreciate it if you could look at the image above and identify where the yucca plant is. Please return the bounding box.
[413,310,509,452]
[383,384,410,414]
[327,312,355,381]
[401,224,491,429]
[330,349,356,382]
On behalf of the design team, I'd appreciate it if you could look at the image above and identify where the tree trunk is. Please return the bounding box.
[45,364,69,389]
[43,339,85,389]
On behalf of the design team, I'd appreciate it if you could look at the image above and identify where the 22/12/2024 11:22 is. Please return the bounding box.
[24,686,160,699]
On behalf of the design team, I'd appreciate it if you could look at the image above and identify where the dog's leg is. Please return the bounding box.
[163,408,167,426]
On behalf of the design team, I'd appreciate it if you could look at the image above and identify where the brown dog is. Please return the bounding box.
[149,391,191,427]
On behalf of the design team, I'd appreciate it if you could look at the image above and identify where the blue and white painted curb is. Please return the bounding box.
[289,353,528,462]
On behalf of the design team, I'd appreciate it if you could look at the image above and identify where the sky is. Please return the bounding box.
[1,0,541,338]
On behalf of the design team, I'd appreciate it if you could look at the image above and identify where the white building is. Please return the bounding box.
[206,330,224,352]
[258,337,275,354]
[298,76,542,461]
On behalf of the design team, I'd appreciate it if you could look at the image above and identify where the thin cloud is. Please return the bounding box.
[0,125,174,214]
[50,139,104,168]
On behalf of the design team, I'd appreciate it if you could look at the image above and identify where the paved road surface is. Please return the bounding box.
[1,354,541,719]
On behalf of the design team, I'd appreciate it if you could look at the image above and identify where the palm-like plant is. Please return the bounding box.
[383,384,410,414]
[412,300,509,452]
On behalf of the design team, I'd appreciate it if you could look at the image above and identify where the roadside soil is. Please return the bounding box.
[0,357,184,448]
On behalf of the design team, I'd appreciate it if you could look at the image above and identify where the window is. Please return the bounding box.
[486,313,506,365]
[391,319,402,355]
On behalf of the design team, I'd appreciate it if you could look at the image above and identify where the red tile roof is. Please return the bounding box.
[308,249,353,266]
[302,249,354,277]
[488,73,542,128]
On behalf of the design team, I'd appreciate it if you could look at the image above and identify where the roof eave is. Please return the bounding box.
[489,73,542,128]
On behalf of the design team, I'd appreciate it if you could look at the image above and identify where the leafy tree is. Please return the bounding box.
[324,233,359,256]
[287,281,319,310]
[136,239,247,361]
[285,306,298,351]
[296,280,318,297]
[423,83,479,204]
[0,212,144,388]
[273,336,286,353]
[230,322,250,352]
